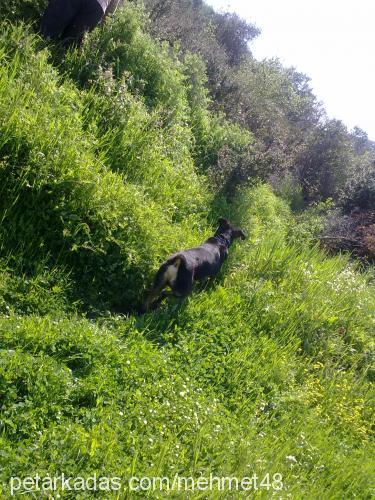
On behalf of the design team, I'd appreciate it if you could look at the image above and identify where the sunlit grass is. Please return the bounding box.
[0,13,373,499]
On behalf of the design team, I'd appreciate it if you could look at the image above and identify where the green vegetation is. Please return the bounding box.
[0,2,374,498]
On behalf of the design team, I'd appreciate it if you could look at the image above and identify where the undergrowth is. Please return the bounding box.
[0,4,373,498]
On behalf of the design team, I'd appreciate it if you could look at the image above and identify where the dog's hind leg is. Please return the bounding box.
[142,257,186,313]
[142,259,180,312]
[143,283,166,312]
[150,284,191,311]
[150,289,175,309]
[171,261,194,297]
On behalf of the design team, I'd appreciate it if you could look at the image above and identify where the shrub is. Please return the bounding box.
[0,11,373,499]
[61,6,188,116]
[343,170,375,211]
[1,186,373,498]
[0,24,209,311]
[0,0,47,24]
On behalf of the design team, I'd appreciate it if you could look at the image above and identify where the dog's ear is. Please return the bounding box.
[218,217,229,227]
[234,229,246,240]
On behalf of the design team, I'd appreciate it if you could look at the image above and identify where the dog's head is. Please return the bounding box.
[216,217,246,243]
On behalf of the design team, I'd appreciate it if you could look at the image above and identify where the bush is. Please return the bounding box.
[0,24,209,311]
[343,170,375,211]
[0,186,373,498]
[61,6,187,114]
[0,12,373,499]
[0,0,47,24]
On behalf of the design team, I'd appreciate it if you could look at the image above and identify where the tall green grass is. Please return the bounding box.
[0,6,373,498]
[0,185,373,498]
[0,22,210,311]
[0,8,252,311]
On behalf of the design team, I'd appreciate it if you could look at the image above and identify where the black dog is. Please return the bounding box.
[143,218,246,311]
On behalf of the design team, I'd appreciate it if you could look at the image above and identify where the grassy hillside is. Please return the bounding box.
[0,4,374,498]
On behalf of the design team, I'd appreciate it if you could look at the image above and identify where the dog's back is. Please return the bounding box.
[143,218,245,311]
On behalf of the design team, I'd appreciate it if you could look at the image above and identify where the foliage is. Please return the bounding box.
[0,23,210,311]
[185,59,251,172]
[296,120,355,203]
[0,3,373,498]
[0,186,374,498]
[343,129,375,210]
[142,0,374,211]
[321,208,375,263]
[0,0,47,24]
[61,6,187,115]
[143,0,260,94]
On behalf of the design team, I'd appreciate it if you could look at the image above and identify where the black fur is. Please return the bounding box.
[143,218,245,311]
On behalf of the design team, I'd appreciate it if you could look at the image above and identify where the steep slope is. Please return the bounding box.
[0,5,373,498]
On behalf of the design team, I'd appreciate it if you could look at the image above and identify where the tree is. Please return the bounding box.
[297,120,355,203]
